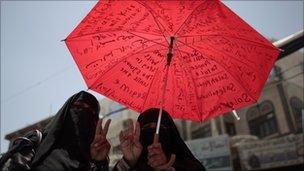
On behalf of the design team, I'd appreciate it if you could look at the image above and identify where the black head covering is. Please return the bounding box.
[31,91,100,171]
[136,108,206,171]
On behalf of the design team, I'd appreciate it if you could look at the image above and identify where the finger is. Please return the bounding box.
[148,144,156,150]
[134,121,140,141]
[152,144,163,155]
[150,143,161,149]
[153,133,159,144]
[98,142,111,154]
[92,135,100,144]
[93,140,108,148]
[149,156,163,167]
[119,131,129,145]
[95,119,103,136]
[155,154,176,170]
[127,119,134,134]
[148,144,160,151]
[93,141,107,149]
[94,141,110,150]
[147,146,156,156]
[103,119,111,135]
[150,159,163,168]
[154,143,161,148]
[134,140,142,149]
[153,144,162,152]
[94,143,110,155]
[119,131,124,142]
[148,148,159,156]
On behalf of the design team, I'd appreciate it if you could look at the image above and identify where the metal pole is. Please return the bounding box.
[156,37,175,135]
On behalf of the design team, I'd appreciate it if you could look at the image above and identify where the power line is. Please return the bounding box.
[1,65,74,104]
[280,63,303,75]
[263,71,303,91]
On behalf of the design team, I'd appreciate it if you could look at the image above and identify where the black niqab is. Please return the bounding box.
[31,91,100,171]
[136,108,206,171]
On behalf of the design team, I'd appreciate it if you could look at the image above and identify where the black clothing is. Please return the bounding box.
[31,91,107,171]
[114,108,206,171]
[0,130,42,171]
[136,108,206,171]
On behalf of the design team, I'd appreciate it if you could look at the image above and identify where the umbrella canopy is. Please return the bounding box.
[65,0,279,122]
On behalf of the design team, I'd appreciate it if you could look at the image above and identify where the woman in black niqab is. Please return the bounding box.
[31,91,109,171]
[136,108,206,171]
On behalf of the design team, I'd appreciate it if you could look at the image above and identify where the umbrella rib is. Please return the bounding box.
[177,41,258,103]
[177,40,265,78]
[68,29,167,48]
[125,30,163,37]
[66,29,128,41]
[175,45,204,121]
[173,1,207,37]
[88,42,166,90]
[135,1,170,46]
[178,34,276,50]
[66,29,163,41]
[126,31,167,48]
[140,57,167,112]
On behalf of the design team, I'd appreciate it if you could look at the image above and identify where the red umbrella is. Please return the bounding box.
[65,0,279,124]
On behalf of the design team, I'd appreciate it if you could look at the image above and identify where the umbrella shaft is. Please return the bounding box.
[166,37,175,65]
[156,65,170,135]
[156,37,175,134]
[156,108,163,135]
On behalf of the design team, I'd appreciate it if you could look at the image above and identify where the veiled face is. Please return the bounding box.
[141,122,168,132]
[140,122,170,149]
[31,91,102,166]
[70,101,99,144]
[62,92,100,160]
[138,109,175,157]
[72,101,99,127]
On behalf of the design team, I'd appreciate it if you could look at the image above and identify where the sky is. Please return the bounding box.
[1,1,303,152]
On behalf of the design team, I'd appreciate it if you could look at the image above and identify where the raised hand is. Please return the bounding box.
[90,119,111,161]
[147,143,168,170]
[119,119,142,167]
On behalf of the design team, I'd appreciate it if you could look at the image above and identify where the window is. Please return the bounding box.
[191,123,211,139]
[225,122,236,136]
[248,113,277,138]
[247,101,278,138]
[223,114,236,136]
[290,97,303,133]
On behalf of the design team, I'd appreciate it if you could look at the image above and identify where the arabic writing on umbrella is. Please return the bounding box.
[65,0,279,121]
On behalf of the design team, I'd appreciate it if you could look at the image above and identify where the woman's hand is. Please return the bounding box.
[90,119,111,161]
[119,119,142,167]
[147,143,168,170]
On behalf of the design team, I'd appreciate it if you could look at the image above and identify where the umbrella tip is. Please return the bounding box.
[61,39,67,42]
[232,110,240,121]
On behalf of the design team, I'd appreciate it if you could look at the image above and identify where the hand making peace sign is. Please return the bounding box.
[119,119,142,167]
[90,119,111,161]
